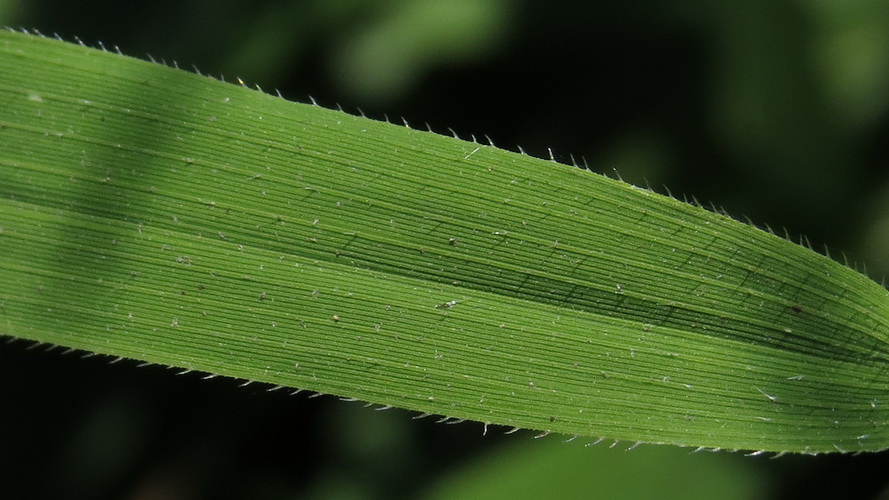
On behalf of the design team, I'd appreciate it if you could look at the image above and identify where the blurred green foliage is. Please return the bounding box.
[424,438,766,500]
[3,0,889,498]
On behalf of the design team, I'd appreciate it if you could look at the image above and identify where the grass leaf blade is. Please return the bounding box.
[1,30,887,453]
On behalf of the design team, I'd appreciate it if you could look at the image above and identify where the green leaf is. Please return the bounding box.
[1,29,887,454]
[422,438,767,500]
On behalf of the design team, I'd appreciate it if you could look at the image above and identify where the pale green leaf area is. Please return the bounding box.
[1,30,888,454]
[422,438,766,500]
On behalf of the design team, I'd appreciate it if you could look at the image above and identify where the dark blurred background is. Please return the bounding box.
[3,0,889,498]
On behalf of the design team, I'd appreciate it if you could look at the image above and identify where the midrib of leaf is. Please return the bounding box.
[1,30,887,454]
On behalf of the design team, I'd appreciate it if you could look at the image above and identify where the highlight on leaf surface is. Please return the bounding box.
[0,29,887,454]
